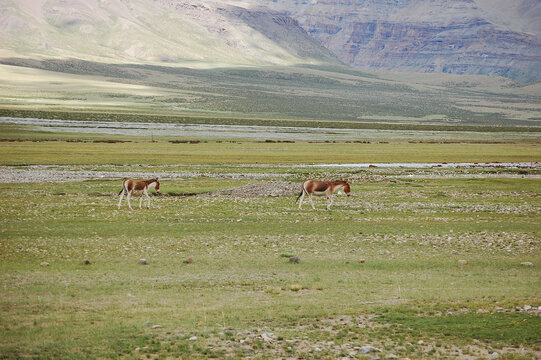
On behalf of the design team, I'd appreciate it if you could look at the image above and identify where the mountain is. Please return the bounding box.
[0,0,540,81]
[262,0,541,82]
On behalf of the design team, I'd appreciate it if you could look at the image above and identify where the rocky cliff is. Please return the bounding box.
[262,0,541,82]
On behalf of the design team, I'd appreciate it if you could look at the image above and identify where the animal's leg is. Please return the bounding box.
[144,188,151,209]
[127,191,133,210]
[139,195,144,209]
[326,195,333,210]
[309,194,316,210]
[298,191,305,209]
[118,190,125,209]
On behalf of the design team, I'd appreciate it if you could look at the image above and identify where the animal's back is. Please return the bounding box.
[304,180,329,193]
[313,181,329,192]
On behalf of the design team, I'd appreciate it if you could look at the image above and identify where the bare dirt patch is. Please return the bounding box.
[208,181,301,197]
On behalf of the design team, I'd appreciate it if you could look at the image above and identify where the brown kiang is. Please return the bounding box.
[296,180,351,210]
[117,178,160,210]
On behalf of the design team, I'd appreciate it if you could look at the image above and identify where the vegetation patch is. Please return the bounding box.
[376,308,541,346]
[92,139,131,143]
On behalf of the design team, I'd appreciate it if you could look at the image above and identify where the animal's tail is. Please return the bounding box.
[118,179,127,196]
[295,189,305,203]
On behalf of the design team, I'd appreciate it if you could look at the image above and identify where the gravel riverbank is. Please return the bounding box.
[0,164,539,183]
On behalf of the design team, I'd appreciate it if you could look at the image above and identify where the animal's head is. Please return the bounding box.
[343,181,351,196]
[153,178,160,193]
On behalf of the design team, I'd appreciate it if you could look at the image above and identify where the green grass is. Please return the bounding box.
[377,310,541,346]
[0,127,539,165]
[1,175,539,359]
[0,126,539,358]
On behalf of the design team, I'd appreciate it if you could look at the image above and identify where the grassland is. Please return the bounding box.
[0,126,540,359]
[1,174,540,359]
[2,138,540,166]
[1,124,540,166]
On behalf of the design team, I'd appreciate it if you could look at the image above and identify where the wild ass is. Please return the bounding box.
[296,180,351,210]
[118,178,160,210]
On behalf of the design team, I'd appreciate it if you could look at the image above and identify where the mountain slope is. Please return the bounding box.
[0,0,336,67]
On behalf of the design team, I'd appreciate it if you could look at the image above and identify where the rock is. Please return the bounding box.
[491,351,499,358]
[82,259,91,265]
[289,256,300,263]
[139,259,148,265]
[260,333,273,342]
[524,305,532,311]
[40,262,49,267]
[458,259,468,265]
[358,345,380,354]
[183,257,193,264]
[386,354,398,359]
[314,347,322,352]
[477,309,488,313]
[369,356,381,360]
[151,325,162,329]
[135,347,140,351]
[417,340,424,345]
[521,262,534,266]
[189,336,197,341]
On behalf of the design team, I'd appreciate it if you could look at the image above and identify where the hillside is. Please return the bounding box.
[1,60,540,128]
[0,0,336,67]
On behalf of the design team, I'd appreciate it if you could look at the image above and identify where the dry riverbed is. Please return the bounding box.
[0,163,539,184]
